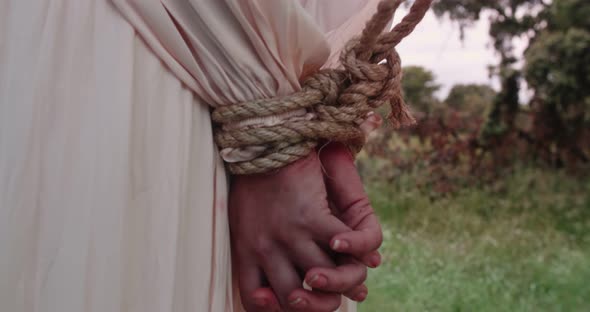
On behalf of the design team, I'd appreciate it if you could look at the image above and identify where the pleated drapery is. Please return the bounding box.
[0,1,384,311]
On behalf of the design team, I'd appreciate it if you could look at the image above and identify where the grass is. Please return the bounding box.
[359,167,590,312]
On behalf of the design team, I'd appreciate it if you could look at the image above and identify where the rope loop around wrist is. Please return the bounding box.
[213,0,433,175]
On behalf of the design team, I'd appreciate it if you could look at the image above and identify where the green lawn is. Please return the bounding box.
[360,167,590,312]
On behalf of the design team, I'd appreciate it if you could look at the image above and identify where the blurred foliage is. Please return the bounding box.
[480,69,520,141]
[445,84,496,117]
[544,0,590,31]
[426,0,590,168]
[523,0,590,164]
[401,66,441,114]
[526,31,590,119]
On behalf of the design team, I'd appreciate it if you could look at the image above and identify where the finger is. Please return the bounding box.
[308,213,352,249]
[324,205,382,268]
[319,142,368,218]
[260,249,303,308]
[287,288,342,312]
[320,142,384,260]
[344,284,369,302]
[360,250,382,269]
[325,203,381,269]
[304,257,367,293]
[237,253,271,311]
[288,241,368,302]
[249,288,281,312]
[287,239,335,272]
[330,213,383,263]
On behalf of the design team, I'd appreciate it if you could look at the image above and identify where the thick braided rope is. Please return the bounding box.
[213,0,433,174]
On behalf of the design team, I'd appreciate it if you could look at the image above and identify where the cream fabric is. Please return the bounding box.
[0,0,381,311]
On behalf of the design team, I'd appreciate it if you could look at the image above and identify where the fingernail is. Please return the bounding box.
[254,297,267,307]
[306,274,327,288]
[331,239,350,251]
[307,274,319,286]
[355,292,368,302]
[303,279,312,290]
[289,297,307,308]
[369,253,381,268]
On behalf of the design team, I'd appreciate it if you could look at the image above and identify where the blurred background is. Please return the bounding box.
[358,0,590,311]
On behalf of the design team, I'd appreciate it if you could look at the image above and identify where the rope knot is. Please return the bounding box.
[213,0,433,174]
[302,69,347,106]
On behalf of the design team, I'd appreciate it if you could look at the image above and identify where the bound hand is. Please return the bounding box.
[230,151,370,311]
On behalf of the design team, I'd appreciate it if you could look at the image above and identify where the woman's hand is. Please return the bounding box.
[254,141,386,307]
[230,151,369,311]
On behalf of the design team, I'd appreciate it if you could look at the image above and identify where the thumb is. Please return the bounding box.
[319,142,383,268]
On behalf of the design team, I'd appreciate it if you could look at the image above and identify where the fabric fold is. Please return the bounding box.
[0,0,386,311]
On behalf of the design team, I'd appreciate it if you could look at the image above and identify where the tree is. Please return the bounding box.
[523,0,590,163]
[526,30,590,130]
[432,0,589,165]
[401,66,440,114]
[445,84,496,117]
[432,0,548,141]
[524,0,590,128]
[432,0,548,61]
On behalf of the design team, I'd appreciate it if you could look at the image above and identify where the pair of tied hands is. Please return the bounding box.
[230,141,384,312]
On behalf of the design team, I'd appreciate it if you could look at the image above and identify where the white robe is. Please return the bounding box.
[0,1,383,311]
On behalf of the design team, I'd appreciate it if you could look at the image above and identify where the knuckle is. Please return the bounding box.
[294,209,313,229]
[350,197,372,214]
[252,236,274,257]
[342,197,373,225]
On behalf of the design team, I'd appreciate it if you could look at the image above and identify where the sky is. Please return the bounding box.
[395,10,499,100]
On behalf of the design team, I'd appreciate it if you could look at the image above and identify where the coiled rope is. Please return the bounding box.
[213,0,433,174]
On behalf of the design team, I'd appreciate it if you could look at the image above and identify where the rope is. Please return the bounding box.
[213,0,433,175]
